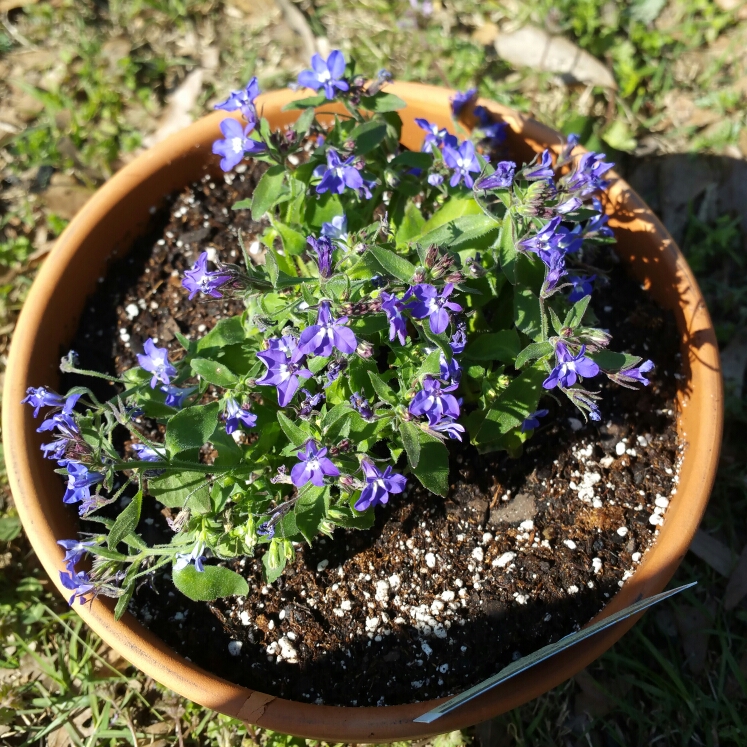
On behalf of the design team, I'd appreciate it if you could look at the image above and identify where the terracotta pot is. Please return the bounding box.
[3,83,722,741]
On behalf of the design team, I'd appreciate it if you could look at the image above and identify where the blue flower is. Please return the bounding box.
[137,339,177,389]
[428,415,465,441]
[307,235,334,278]
[442,141,481,188]
[474,105,507,142]
[561,151,614,197]
[355,460,407,511]
[427,173,444,186]
[380,291,408,345]
[297,50,349,99]
[519,216,566,264]
[568,275,596,303]
[37,393,81,438]
[523,149,554,181]
[450,321,467,354]
[174,542,206,573]
[224,398,257,434]
[585,199,614,238]
[314,148,364,195]
[324,359,346,388]
[350,392,374,420]
[22,387,66,417]
[543,343,600,390]
[212,119,265,173]
[256,336,312,408]
[612,360,655,387]
[131,443,162,462]
[476,161,516,190]
[409,375,461,425]
[161,385,196,409]
[291,441,340,488]
[298,301,357,357]
[214,77,261,122]
[408,283,462,335]
[521,408,549,432]
[62,462,104,509]
[440,352,461,384]
[321,214,349,245]
[182,252,230,299]
[415,118,457,153]
[450,88,477,116]
[299,388,325,418]
[59,567,96,605]
[57,538,95,567]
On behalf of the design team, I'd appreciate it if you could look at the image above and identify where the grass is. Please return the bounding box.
[1,0,747,744]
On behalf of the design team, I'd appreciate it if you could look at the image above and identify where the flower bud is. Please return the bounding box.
[356,340,374,359]
[425,244,439,269]
[412,268,426,284]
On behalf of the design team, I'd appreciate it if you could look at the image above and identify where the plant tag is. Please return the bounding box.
[413,581,697,724]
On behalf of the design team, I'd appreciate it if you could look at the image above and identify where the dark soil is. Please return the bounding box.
[67,163,682,707]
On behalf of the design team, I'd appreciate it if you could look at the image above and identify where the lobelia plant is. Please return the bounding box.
[25,53,654,616]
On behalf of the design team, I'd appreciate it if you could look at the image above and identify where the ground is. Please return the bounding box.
[1,0,747,745]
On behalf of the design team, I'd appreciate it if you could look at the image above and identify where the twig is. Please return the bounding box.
[1,10,34,47]
[274,0,318,60]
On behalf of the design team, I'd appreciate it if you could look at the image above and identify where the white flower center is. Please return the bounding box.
[231,136,244,154]
[318,69,331,83]
[307,457,321,471]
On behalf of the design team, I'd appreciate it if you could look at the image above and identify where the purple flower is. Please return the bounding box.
[476,161,516,190]
[355,460,407,511]
[474,106,507,142]
[415,118,457,153]
[521,408,549,432]
[558,133,580,165]
[291,441,340,488]
[256,338,312,408]
[380,291,408,345]
[161,385,196,409]
[409,375,460,424]
[22,387,65,417]
[543,342,600,390]
[314,148,364,195]
[523,149,554,181]
[137,339,177,389]
[450,321,467,354]
[615,360,655,387]
[299,388,325,418]
[321,214,348,244]
[214,77,261,121]
[174,542,206,573]
[224,398,257,434]
[427,173,444,186]
[41,439,69,461]
[307,235,334,278]
[350,392,374,420]
[212,118,265,173]
[440,352,461,384]
[62,462,104,507]
[37,393,81,438]
[408,283,462,335]
[57,538,95,567]
[542,250,568,294]
[324,359,347,387]
[131,443,161,462]
[561,151,614,196]
[298,301,357,357]
[556,196,583,215]
[297,50,349,99]
[429,415,465,441]
[450,88,477,116]
[443,140,481,188]
[519,216,565,265]
[182,252,231,299]
[257,521,275,539]
[585,199,613,238]
[59,568,96,606]
[568,275,596,303]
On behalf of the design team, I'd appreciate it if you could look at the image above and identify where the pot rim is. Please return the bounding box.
[3,82,723,741]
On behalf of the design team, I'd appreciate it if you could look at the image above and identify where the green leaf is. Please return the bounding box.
[294,106,315,136]
[420,321,452,360]
[190,358,239,388]
[367,245,417,283]
[295,486,330,544]
[515,341,554,369]
[149,472,211,512]
[277,411,310,446]
[417,348,443,378]
[252,165,286,220]
[349,119,389,155]
[0,515,21,542]
[108,491,142,550]
[413,436,450,497]
[419,196,482,234]
[322,402,353,431]
[395,201,426,245]
[283,93,327,109]
[368,371,397,404]
[305,192,343,228]
[114,584,135,621]
[497,210,518,284]
[166,401,221,455]
[196,317,245,351]
[359,92,406,112]
[464,330,521,362]
[415,214,500,251]
[399,420,422,469]
[390,152,433,170]
[564,295,591,329]
[262,540,288,583]
[327,504,375,530]
[273,221,307,256]
[590,350,641,371]
[549,306,563,335]
[232,198,251,210]
[514,287,542,340]
[173,564,249,601]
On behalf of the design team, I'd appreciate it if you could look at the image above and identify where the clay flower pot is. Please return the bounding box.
[3,83,722,741]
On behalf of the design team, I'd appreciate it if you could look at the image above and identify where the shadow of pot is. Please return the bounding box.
[2,83,723,742]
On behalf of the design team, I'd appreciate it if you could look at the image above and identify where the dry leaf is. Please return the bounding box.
[0,0,38,11]
[493,26,617,89]
[42,185,94,220]
[725,545,747,610]
[143,68,204,148]
[471,22,500,47]
[689,528,735,577]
